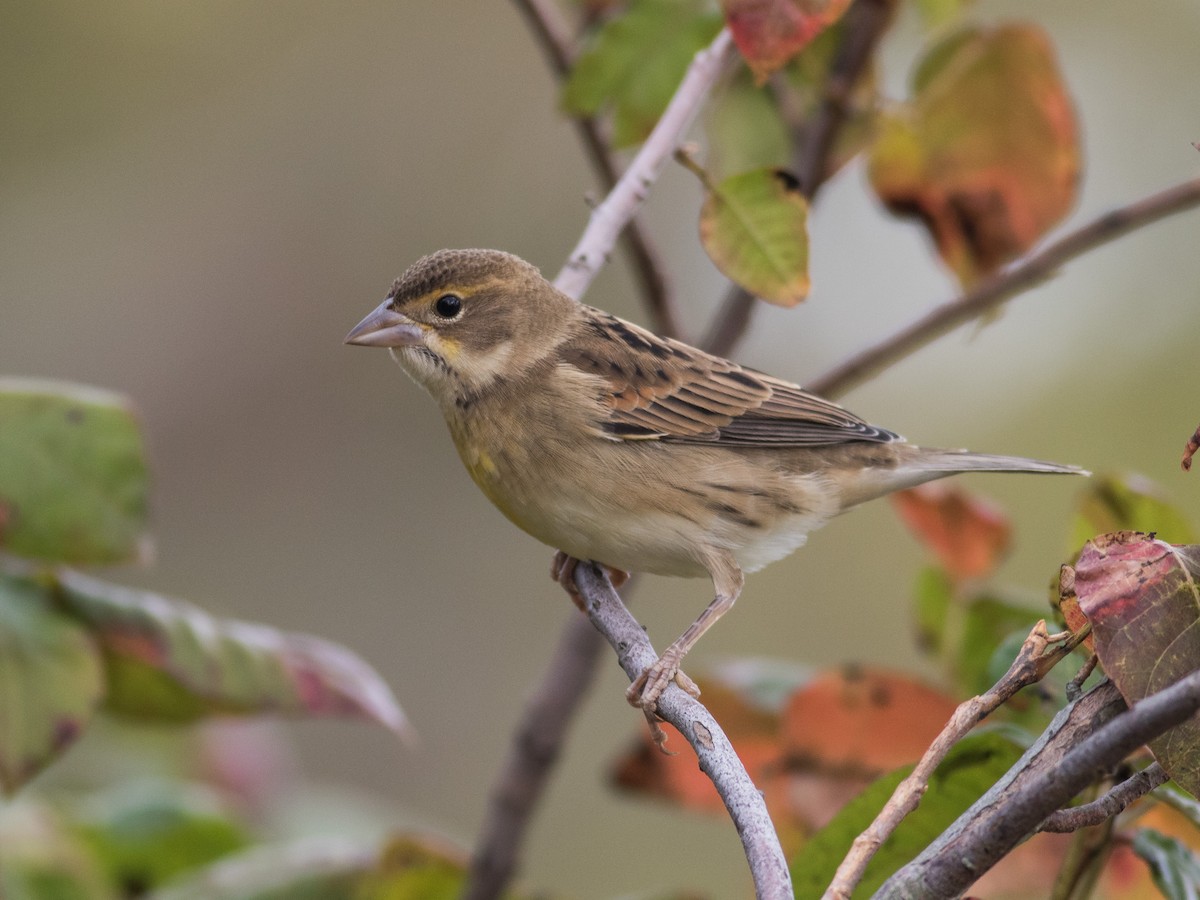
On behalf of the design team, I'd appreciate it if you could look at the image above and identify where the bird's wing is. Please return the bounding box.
[562,309,900,447]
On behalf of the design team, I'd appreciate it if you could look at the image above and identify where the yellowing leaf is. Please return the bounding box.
[699,167,810,305]
[1072,473,1197,550]
[868,25,1079,285]
[722,0,852,82]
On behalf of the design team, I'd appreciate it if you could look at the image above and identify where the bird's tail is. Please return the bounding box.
[834,447,1087,511]
[914,449,1090,477]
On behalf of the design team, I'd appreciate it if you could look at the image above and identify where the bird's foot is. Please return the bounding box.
[550,552,628,611]
[626,648,700,711]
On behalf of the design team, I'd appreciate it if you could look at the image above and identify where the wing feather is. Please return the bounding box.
[566,308,900,448]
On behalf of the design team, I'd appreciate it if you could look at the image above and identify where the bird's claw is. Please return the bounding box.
[626,650,699,711]
[551,552,629,612]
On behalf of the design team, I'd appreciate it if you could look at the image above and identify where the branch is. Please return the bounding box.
[823,621,1084,900]
[808,176,1200,398]
[702,0,896,359]
[573,562,793,900]
[796,0,897,197]
[462,610,607,900]
[511,0,680,338]
[1039,763,1169,834]
[464,19,736,900]
[878,671,1200,898]
[555,28,737,300]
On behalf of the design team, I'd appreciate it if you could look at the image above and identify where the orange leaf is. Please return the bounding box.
[1055,565,1095,651]
[868,25,1079,285]
[781,666,958,774]
[722,0,852,82]
[892,483,1012,581]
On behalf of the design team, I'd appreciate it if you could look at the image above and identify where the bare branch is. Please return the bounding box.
[1039,763,1169,833]
[555,28,737,300]
[462,612,606,900]
[511,0,680,337]
[702,0,896,361]
[796,0,897,197]
[878,671,1200,898]
[510,0,575,75]
[823,621,1083,900]
[573,562,793,900]
[808,176,1200,398]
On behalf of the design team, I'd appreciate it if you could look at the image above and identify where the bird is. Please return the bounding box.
[345,249,1087,711]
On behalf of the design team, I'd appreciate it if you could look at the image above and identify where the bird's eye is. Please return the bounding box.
[434,294,462,319]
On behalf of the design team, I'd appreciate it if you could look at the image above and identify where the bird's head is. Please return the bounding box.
[345,249,576,403]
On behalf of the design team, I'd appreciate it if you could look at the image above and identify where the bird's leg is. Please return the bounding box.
[627,554,744,711]
[550,551,628,612]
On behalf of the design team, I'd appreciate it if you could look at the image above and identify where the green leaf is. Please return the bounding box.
[152,834,532,900]
[790,731,1023,897]
[958,595,1043,696]
[1072,473,1196,550]
[1132,828,1200,900]
[699,167,810,305]
[562,0,722,147]
[1159,782,1200,831]
[0,379,151,565]
[912,565,952,656]
[150,838,371,900]
[57,572,409,737]
[914,0,971,30]
[707,70,792,177]
[75,779,248,892]
[0,575,105,795]
[0,800,118,900]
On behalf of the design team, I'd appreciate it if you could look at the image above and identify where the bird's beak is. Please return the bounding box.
[344,300,424,348]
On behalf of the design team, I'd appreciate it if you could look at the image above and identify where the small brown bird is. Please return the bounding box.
[346,249,1085,710]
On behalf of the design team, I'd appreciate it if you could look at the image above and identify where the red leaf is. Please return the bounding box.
[722,0,852,82]
[892,483,1012,581]
[1074,532,1200,796]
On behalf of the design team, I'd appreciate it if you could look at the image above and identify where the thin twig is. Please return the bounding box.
[574,563,793,900]
[1039,763,1169,833]
[555,28,737,300]
[461,611,607,900]
[1048,807,1116,900]
[808,176,1200,398]
[511,0,680,337]
[1066,650,1098,701]
[878,671,1200,898]
[702,0,896,361]
[796,0,897,197]
[823,621,1085,900]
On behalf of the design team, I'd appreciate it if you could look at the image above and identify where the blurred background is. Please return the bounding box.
[2,1,1198,895]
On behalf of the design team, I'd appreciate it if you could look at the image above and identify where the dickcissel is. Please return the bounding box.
[346,249,1085,710]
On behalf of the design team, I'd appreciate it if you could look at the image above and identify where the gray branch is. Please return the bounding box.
[878,672,1200,898]
[574,562,793,900]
